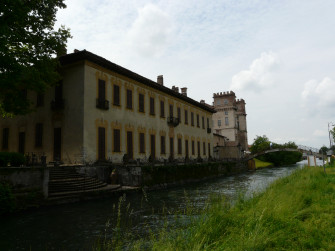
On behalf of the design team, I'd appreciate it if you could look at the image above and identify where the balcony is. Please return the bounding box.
[167,117,180,127]
[207,128,212,134]
[96,99,109,110]
[51,99,65,110]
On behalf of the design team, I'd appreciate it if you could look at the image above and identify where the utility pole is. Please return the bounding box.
[328,122,334,149]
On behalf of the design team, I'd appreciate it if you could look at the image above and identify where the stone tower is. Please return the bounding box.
[212,91,248,151]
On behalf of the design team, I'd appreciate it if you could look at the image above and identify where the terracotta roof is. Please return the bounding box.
[59,50,216,113]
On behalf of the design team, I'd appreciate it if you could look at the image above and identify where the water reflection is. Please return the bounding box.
[0,160,317,250]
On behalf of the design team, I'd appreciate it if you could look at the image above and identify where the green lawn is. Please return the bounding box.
[131,164,335,250]
[254,158,273,169]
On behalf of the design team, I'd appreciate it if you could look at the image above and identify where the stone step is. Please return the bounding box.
[48,184,122,198]
[48,167,108,195]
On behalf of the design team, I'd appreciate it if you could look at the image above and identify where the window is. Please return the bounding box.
[139,93,144,113]
[218,120,221,127]
[113,85,120,106]
[196,114,200,127]
[191,112,194,126]
[225,117,229,126]
[98,79,105,100]
[2,128,9,150]
[150,97,155,115]
[36,93,44,107]
[207,118,210,128]
[202,116,205,129]
[160,100,165,117]
[217,100,220,105]
[177,107,181,121]
[126,89,132,109]
[139,133,145,153]
[55,81,63,101]
[197,141,200,156]
[224,99,228,105]
[178,138,182,154]
[203,142,206,155]
[113,129,121,152]
[169,104,173,117]
[192,140,195,155]
[208,143,211,157]
[225,111,228,115]
[161,136,165,154]
[184,110,188,125]
[35,123,43,147]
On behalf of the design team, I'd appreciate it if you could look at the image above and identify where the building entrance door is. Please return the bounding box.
[18,132,25,154]
[53,128,61,161]
[127,131,133,159]
[170,137,174,159]
[150,135,155,159]
[98,127,105,160]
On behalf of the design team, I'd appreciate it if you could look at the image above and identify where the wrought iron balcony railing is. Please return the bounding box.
[96,98,109,110]
[51,99,65,110]
[167,116,180,127]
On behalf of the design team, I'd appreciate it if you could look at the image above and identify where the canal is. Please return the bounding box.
[0,160,317,250]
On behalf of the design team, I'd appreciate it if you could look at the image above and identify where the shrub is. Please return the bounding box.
[0,152,26,167]
[0,183,16,215]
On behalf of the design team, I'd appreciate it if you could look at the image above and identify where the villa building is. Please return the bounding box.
[0,50,215,164]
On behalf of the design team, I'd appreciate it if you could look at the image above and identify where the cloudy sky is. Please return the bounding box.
[55,0,335,149]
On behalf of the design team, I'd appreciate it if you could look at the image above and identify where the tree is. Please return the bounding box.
[319,145,328,155]
[250,135,270,154]
[0,0,71,116]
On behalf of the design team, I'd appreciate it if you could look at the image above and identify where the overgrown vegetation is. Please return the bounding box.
[131,164,335,250]
[0,152,26,167]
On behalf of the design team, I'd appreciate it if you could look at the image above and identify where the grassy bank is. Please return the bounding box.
[254,158,273,169]
[128,164,335,250]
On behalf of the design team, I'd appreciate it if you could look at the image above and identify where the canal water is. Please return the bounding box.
[0,160,318,250]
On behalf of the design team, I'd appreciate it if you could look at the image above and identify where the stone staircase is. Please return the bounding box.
[48,167,108,198]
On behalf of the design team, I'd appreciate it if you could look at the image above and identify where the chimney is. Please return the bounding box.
[172,86,179,93]
[200,100,205,104]
[181,87,187,96]
[157,75,163,85]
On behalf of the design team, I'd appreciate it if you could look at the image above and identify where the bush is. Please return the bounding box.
[259,151,302,166]
[0,152,26,167]
[0,183,16,215]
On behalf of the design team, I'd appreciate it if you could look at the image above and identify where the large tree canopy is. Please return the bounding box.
[0,0,71,116]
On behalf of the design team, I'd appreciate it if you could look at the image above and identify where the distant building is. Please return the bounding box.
[0,50,215,164]
[212,91,248,153]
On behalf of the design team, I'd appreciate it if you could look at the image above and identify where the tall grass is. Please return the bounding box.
[136,165,335,250]
[95,165,335,250]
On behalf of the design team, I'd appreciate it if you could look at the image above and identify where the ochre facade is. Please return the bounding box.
[0,50,214,164]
